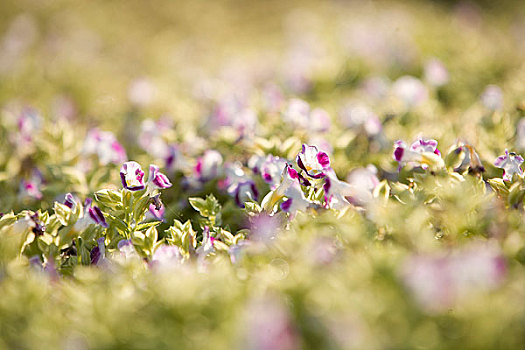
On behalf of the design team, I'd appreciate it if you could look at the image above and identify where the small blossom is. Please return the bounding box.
[195,150,223,181]
[394,138,443,170]
[296,144,330,179]
[494,149,524,181]
[151,245,182,270]
[19,179,42,200]
[283,98,310,129]
[345,165,380,206]
[90,237,106,265]
[83,129,127,166]
[196,226,215,258]
[146,203,165,221]
[233,181,259,208]
[147,164,172,191]
[63,193,77,209]
[118,239,138,259]
[323,169,354,210]
[74,200,108,231]
[260,155,288,189]
[120,161,145,191]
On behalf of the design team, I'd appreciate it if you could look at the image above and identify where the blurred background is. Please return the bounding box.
[0,0,524,127]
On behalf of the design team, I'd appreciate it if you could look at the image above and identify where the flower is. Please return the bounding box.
[232,181,259,208]
[19,179,42,200]
[90,237,106,265]
[323,169,354,210]
[118,239,138,259]
[345,165,380,206]
[409,138,441,156]
[339,103,382,136]
[296,144,330,179]
[260,155,288,189]
[63,193,77,209]
[494,149,524,181]
[74,199,108,230]
[83,129,127,165]
[151,245,182,270]
[120,161,145,191]
[146,203,165,221]
[393,138,443,170]
[147,164,172,190]
[195,150,223,181]
[196,226,215,258]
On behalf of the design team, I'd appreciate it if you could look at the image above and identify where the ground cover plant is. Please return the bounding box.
[0,0,524,349]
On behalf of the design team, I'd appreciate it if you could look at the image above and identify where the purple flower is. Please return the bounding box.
[410,138,441,156]
[146,203,165,221]
[63,193,77,209]
[73,200,108,230]
[233,181,259,208]
[296,144,330,179]
[83,129,127,166]
[120,161,145,191]
[118,239,138,259]
[195,150,223,181]
[90,237,106,265]
[393,138,443,170]
[87,205,109,228]
[151,245,182,270]
[259,155,288,189]
[19,179,42,200]
[323,169,355,210]
[494,149,524,181]
[147,164,172,190]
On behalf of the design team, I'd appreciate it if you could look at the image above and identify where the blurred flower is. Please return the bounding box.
[128,78,155,107]
[249,213,283,242]
[323,169,354,210]
[138,119,170,159]
[260,155,288,189]
[19,179,42,200]
[401,243,506,312]
[242,297,300,350]
[345,165,380,206]
[232,180,259,208]
[481,84,503,111]
[74,199,108,230]
[195,150,223,181]
[424,58,449,87]
[339,103,382,136]
[151,245,182,270]
[361,76,390,100]
[118,239,138,259]
[494,149,524,181]
[120,161,146,191]
[196,226,215,258]
[90,237,106,265]
[83,129,127,165]
[393,76,428,108]
[165,144,188,173]
[296,144,330,179]
[283,99,331,132]
[63,193,77,209]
